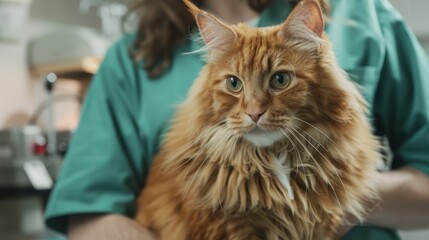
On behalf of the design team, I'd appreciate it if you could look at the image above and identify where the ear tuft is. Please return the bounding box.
[183,0,203,17]
[301,1,324,37]
[183,0,236,56]
[280,0,325,42]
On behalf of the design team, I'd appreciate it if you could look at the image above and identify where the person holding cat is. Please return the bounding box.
[45,0,429,239]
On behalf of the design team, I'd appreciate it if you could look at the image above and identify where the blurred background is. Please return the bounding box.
[0,1,135,239]
[0,0,427,239]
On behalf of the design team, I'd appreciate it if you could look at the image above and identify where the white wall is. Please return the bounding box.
[0,0,100,128]
[390,0,429,37]
[390,0,429,55]
[30,0,100,29]
[419,37,429,54]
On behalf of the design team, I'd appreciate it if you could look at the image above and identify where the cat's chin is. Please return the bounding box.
[243,127,283,147]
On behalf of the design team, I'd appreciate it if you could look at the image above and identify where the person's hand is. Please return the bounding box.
[338,167,429,237]
[68,214,159,240]
[337,172,383,237]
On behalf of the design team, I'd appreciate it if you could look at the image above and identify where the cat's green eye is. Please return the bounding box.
[225,75,243,93]
[270,72,292,90]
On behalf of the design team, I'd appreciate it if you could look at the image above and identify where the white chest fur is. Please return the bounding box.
[243,129,283,147]
[272,153,294,200]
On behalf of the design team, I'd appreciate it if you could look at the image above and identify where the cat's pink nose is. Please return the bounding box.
[247,111,265,122]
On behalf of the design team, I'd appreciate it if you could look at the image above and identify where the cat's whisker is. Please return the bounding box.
[277,128,310,200]
[284,59,297,82]
[290,116,343,151]
[222,53,239,72]
[288,127,335,181]
[293,125,327,151]
[285,127,343,212]
[284,128,317,221]
[290,127,353,212]
[290,128,344,210]
[284,129,310,194]
[273,49,295,73]
[282,128,319,220]
[291,119,355,208]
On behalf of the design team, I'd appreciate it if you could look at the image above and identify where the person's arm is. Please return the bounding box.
[68,214,158,240]
[367,167,429,229]
[45,36,152,236]
[340,167,429,235]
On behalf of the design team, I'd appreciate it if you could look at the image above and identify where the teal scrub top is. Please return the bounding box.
[45,0,429,239]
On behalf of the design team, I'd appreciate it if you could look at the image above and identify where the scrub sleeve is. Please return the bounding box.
[45,37,147,233]
[374,9,429,176]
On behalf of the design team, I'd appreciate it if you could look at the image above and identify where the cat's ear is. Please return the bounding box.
[183,0,236,54]
[279,0,324,43]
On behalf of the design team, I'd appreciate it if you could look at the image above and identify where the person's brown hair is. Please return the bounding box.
[127,0,329,79]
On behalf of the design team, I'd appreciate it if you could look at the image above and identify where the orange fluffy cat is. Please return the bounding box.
[136,1,381,239]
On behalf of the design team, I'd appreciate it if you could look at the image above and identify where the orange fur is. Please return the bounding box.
[135,1,381,239]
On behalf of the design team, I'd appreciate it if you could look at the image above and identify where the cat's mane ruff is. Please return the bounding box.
[137,40,380,239]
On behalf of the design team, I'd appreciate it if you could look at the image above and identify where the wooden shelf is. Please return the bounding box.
[30,56,101,76]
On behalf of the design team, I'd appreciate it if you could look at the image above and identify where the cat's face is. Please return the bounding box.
[184,0,358,149]
[209,31,316,147]
[188,1,327,147]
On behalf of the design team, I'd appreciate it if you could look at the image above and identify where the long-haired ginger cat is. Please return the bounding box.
[136,1,381,239]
